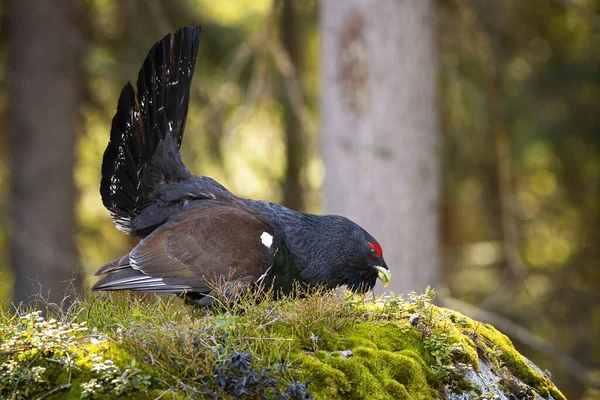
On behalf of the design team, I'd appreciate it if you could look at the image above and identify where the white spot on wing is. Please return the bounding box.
[260,232,273,248]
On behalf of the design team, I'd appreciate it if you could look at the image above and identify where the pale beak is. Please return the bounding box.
[374,266,392,287]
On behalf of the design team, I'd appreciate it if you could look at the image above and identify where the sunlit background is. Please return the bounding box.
[0,0,598,398]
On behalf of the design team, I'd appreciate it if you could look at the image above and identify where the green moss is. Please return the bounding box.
[295,319,444,398]
[339,335,378,350]
[382,379,409,399]
[399,349,430,370]
[326,356,390,399]
[296,353,350,398]
[340,322,420,353]
[296,347,438,400]
[1,291,565,399]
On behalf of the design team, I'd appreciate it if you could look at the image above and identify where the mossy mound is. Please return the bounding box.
[0,288,565,399]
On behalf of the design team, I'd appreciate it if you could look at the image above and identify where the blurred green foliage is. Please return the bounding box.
[438,1,600,397]
[0,0,598,398]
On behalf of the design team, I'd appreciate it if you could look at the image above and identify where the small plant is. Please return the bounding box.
[0,311,87,399]
[451,315,468,328]
[397,287,477,386]
[0,309,154,399]
[486,345,504,364]
[378,291,404,315]
[80,358,152,398]
[200,350,312,399]
[468,325,505,368]
[423,332,471,382]
[405,286,439,327]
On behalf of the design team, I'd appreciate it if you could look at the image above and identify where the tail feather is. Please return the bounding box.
[100,26,201,234]
[100,83,142,232]
[91,266,193,293]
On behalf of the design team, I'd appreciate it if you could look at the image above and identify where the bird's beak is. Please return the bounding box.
[374,266,392,287]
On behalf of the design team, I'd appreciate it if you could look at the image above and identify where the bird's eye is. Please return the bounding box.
[367,241,382,258]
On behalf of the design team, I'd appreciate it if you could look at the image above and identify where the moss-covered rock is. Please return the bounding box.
[0,289,565,399]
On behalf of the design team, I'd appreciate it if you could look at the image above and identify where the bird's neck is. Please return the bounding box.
[245,200,351,287]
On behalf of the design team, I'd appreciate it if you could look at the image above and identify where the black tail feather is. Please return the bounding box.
[100,26,201,234]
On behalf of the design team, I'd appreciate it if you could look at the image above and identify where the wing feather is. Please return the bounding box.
[92,202,276,294]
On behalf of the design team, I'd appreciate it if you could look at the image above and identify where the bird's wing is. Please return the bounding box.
[92,203,277,293]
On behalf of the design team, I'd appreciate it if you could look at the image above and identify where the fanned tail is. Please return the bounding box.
[100,26,201,235]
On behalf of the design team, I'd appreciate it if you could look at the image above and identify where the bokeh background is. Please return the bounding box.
[0,0,598,398]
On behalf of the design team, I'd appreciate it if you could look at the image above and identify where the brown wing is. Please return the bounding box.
[92,202,276,293]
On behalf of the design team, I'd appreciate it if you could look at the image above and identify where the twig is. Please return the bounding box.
[256,316,280,330]
[13,353,40,397]
[439,294,600,389]
[35,384,71,400]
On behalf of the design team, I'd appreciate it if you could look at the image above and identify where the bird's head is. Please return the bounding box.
[340,223,392,292]
[291,215,392,293]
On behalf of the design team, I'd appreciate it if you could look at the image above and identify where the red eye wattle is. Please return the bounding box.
[368,241,382,258]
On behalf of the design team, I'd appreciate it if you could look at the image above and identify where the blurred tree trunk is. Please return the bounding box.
[8,0,82,306]
[321,0,440,294]
[280,0,306,212]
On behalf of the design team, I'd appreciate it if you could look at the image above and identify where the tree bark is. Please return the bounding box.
[8,0,82,306]
[281,0,306,212]
[320,0,440,294]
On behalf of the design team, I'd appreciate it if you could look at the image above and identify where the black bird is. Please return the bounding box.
[92,26,391,301]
